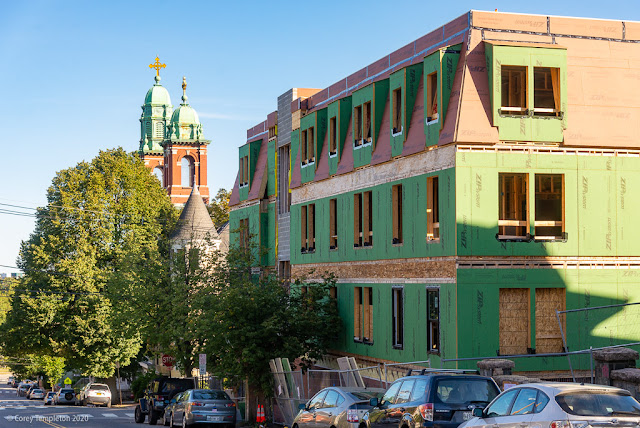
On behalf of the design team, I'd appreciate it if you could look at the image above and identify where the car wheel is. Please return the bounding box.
[163,412,170,427]
[149,409,159,425]
[181,415,190,428]
[134,405,145,424]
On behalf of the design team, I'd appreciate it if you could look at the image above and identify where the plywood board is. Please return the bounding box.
[337,356,357,387]
[274,358,290,399]
[348,357,366,388]
[550,16,623,40]
[535,288,566,354]
[499,288,530,355]
[281,358,299,399]
[472,11,547,33]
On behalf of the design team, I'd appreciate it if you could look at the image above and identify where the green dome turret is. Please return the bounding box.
[167,77,205,141]
[139,58,173,155]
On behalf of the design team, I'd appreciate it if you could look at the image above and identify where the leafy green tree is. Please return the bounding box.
[3,354,65,389]
[0,148,176,378]
[206,188,230,228]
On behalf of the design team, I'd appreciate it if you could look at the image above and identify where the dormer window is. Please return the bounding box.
[533,67,561,117]
[501,66,528,116]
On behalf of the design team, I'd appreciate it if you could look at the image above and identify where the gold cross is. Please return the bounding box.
[149,56,166,76]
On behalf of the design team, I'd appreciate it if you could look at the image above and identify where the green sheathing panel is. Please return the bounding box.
[300,112,317,184]
[328,97,353,175]
[267,138,276,197]
[291,129,300,173]
[485,44,567,142]
[352,85,374,168]
[249,138,262,186]
[229,204,260,259]
[390,65,422,156]
[424,46,461,147]
[330,282,454,367]
[238,144,250,201]
[316,108,327,162]
[456,151,640,257]
[260,202,276,267]
[374,79,389,149]
[455,268,640,371]
[291,168,455,265]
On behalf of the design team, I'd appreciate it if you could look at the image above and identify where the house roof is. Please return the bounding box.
[171,184,219,242]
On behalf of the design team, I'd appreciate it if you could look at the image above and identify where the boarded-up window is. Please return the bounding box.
[329,117,337,156]
[392,184,403,244]
[301,130,308,164]
[499,173,528,239]
[354,286,373,343]
[533,67,561,116]
[426,72,439,122]
[308,126,315,163]
[300,205,307,252]
[354,193,362,247]
[501,65,528,115]
[535,288,566,353]
[535,174,564,240]
[427,176,440,242]
[239,218,249,249]
[392,287,404,348]
[278,145,290,214]
[392,88,402,134]
[427,288,440,353]
[330,198,338,250]
[354,287,362,340]
[364,287,373,342]
[354,105,363,145]
[499,288,530,355]
[363,191,373,246]
[363,102,372,143]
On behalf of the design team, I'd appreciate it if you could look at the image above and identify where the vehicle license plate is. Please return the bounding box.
[462,412,472,421]
[97,392,103,395]
[207,416,223,422]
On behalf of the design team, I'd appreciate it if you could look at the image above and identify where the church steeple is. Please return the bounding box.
[139,57,173,155]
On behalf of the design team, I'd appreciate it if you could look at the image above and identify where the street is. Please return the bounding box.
[0,385,136,428]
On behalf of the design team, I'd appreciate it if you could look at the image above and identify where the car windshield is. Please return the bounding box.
[60,389,74,394]
[47,392,55,396]
[349,391,381,401]
[192,390,230,400]
[161,380,193,393]
[90,385,109,391]
[33,389,43,393]
[435,378,499,405]
[556,392,640,416]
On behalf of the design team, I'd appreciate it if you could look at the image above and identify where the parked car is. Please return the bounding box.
[54,388,77,405]
[169,389,236,428]
[77,382,112,407]
[30,388,45,400]
[294,387,386,428]
[163,391,187,426]
[44,391,55,405]
[363,371,500,428]
[134,376,196,424]
[7,376,14,385]
[459,382,640,428]
[17,382,34,397]
[26,384,40,399]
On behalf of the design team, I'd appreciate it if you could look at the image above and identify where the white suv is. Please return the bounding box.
[78,383,112,407]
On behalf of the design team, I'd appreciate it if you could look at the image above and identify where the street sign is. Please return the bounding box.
[64,377,72,385]
[251,267,261,275]
[162,354,175,368]
[199,353,206,375]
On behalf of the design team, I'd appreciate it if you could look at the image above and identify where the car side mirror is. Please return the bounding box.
[472,408,484,418]
[369,397,379,407]
[298,403,306,410]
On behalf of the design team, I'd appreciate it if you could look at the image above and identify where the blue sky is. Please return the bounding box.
[0,0,638,273]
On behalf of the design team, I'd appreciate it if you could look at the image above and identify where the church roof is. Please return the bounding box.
[144,75,172,106]
[171,184,219,242]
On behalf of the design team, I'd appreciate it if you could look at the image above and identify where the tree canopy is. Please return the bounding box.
[207,188,230,229]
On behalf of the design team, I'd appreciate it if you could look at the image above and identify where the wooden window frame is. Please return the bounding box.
[278,145,291,214]
[364,287,373,343]
[392,184,403,245]
[426,72,439,123]
[354,287,362,341]
[268,125,277,140]
[534,174,564,241]
[363,101,372,144]
[392,88,402,134]
[301,205,308,252]
[239,218,249,249]
[329,116,337,156]
[533,67,561,117]
[308,126,315,164]
[329,198,338,250]
[301,129,308,165]
[392,287,404,349]
[500,65,528,116]
[354,193,362,247]
[307,203,316,253]
[427,288,440,354]
[244,156,249,186]
[363,191,373,247]
[427,176,440,242]
[499,173,529,240]
[354,105,363,146]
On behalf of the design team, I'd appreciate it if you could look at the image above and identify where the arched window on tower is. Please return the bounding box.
[181,156,195,187]
[153,167,164,186]
[154,121,164,139]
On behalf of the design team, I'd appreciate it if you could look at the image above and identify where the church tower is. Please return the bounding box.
[139,58,210,206]
[139,57,173,182]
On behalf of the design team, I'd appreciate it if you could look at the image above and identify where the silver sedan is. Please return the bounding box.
[293,387,385,428]
[459,382,640,428]
[170,389,237,427]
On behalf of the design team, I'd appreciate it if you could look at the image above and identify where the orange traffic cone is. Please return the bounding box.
[257,404,265,423]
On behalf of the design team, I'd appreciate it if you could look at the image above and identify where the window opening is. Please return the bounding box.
[427,176,440,242]
[181,156,194,188]
[499,288,530,355]
[308,126,315,163]
[329,117,337,156]
[392,88,402,134]
[354,193,362,247]
[427,288,440,353]
[153,167,163,185]
[278,261,291,288]
[243,156,249,186]
[426,72,439,122]
[354,287,362,340]
[499,173,528,239]
[239,218,249,249]
[363,102,372,143]
[307,203,316,252]
[392,287,404,348]
[354,105,363,146]
[535,288,566,353]
[154,121,164,139]
[329,198,338,250]
[392,184,403,244]
[301,130,308,165]
[364,287,373,342]
[278,146,291,214]
[501,65,528,115]
[363,191,373,247]
[301,205,307,253]
[533,67,561,116]
[268,125,277,140]
[534,174,564,240]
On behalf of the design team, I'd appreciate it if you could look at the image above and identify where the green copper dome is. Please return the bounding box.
[167,77,205,141]
[144,79,172,106]
[140,75,173,154]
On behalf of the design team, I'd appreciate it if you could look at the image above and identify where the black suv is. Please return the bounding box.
[134,376,196,425]
[362,370,499,428]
